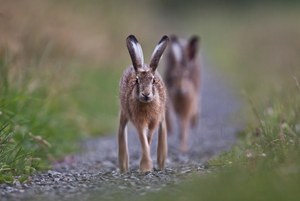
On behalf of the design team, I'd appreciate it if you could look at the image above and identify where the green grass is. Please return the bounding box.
[145,161,300,201]
[0,54,122,183]
[68,65,122,136]
[0,53,80,182]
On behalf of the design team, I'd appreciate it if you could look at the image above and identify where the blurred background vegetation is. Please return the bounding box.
[0,0,300,199]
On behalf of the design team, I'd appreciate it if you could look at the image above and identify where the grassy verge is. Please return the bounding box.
[0,54,122,183]
[0,49,84,182]
[68,65,122,136]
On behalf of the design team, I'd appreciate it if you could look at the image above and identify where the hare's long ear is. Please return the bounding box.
[126,35,144,71]
[150,35,169,72]
[187,36,200,60]
[170,35,184,64]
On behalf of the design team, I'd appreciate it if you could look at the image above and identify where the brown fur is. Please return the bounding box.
[120,67,166,131]
[118,35,169,172]
[164,35,201,152]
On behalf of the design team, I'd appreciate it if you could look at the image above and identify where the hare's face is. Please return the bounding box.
[136,68,156,103]
[126,35,169,103]
[170,67,190,94]
[126,34,169,103]
[166,35,200,93]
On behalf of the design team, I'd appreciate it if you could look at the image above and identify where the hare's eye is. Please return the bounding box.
[136,76,139,84]
[153,78,156,84]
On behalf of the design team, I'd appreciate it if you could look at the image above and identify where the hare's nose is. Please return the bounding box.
[142,92,150,98]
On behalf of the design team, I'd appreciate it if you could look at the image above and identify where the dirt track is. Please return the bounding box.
[1,61,242,201]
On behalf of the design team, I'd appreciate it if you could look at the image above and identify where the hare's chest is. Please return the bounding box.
[129,101,162,128]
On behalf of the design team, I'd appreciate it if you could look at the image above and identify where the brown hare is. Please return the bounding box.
[164,35,201,153]
[118,35,169,172]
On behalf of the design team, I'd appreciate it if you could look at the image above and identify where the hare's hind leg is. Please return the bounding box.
[179,118,189,153]
[118,112,129,172]
[157,119,168,170]
[165,105,173,134]
[191,110,199,128]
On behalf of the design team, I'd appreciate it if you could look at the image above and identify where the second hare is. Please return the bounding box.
[164,35,201,153]
[118,35,169,172]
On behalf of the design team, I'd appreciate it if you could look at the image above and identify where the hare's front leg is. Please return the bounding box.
[191,97,200,128]
[157,119,168,170]
[138,128,153,172]
[118,112,129,172]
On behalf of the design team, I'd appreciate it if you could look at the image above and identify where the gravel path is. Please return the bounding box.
[1,62,242,201]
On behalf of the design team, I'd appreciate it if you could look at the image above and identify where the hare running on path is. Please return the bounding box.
[118,35,169,172]
[164,35,201,153]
